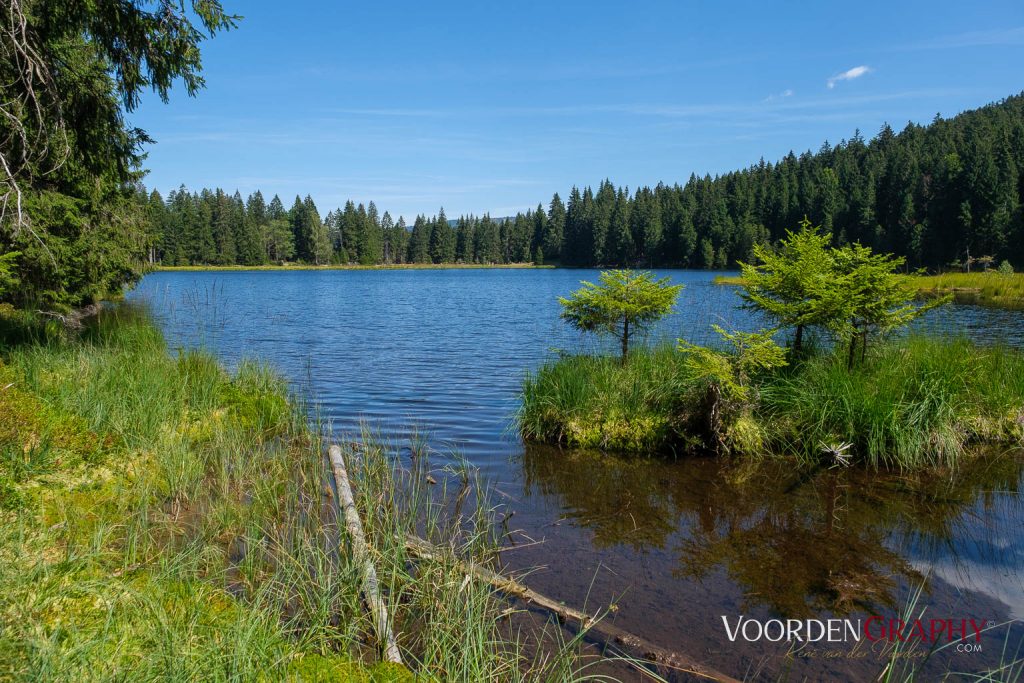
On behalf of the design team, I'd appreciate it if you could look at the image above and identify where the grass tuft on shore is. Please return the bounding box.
[1,305,592,681]
[914,271,1024,309]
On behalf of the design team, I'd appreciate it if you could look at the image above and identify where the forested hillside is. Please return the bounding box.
[150,93,1024,270]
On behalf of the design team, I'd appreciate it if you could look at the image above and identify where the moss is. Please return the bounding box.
[219,361,291,438]
[283,654,414,682]
[564,413,669,452]
[724,413,765,455]
[0,475,24,510]
[0,364,103,465]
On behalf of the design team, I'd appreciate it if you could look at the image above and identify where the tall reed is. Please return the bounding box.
[0,304,597,681]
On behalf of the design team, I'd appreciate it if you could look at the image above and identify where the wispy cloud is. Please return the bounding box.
[827,65,872,89]
[764,88,794,102]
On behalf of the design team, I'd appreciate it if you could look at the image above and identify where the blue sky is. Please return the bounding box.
[132,0,1024,220]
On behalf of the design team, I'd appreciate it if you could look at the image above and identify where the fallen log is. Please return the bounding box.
[327,444,403,665]
[404,535,740,683]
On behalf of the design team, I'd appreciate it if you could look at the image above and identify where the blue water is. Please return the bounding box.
[129,268,1024,682]
[131,269,764,466]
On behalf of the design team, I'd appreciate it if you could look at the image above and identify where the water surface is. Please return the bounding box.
[130,269,1024,681]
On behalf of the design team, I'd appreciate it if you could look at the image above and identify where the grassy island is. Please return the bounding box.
[0,306,586,681]
[521,336,1024,468]
[523,226,1024,469]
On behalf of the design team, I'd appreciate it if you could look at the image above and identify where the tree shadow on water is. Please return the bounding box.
[520,444,1024,618]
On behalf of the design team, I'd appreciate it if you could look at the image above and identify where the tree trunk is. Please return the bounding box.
[404,535,741,683]
[621,317,630,365]
[847,326,858,370]
[327,445,403,665]
[794,324,804,354]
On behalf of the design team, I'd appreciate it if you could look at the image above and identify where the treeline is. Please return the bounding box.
[147,190,549,266]
[150,93,1024,270]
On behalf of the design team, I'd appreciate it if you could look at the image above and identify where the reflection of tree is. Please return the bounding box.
[520,444,1024,618]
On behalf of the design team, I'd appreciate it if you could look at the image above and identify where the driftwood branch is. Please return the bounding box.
[404,535,740,683]
[327,444,403,665]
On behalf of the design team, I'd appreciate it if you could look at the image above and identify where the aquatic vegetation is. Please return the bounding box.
[525,238,1020,467]
[761,336,1024,468]
[521,335,1024,468]
[519,345,693,452]
[0,305,592,681]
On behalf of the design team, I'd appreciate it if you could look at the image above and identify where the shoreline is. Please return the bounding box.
[715,271,1024,310]
[151,262,555,272]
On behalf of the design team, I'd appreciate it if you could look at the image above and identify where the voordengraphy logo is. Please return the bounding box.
[721,616,987,644]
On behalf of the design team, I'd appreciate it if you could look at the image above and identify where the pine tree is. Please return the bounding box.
[392,216,409,264]
[545,192,566,261]
[304,195,331,265]
[360,201,383,264]
[381,211,395,264]
[429,208,456,263]
[341,200,359,263]
[408,215,431,263]
[607,187,633,266]
[289,195,310,261]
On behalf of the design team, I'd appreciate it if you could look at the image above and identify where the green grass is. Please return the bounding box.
[760,336,1024,468]
[914,271,1024,309]
[715,271,1024,309]
[520,345,697,452]
[0,305,595,682]
[520,336,1024,469]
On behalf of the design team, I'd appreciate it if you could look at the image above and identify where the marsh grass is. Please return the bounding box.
[761,336,1024,468]
[520,336,1024,468]
[915,272,1024,309]
[0,305,598,682]
[716,272,1024,309]
[520,345,694,452]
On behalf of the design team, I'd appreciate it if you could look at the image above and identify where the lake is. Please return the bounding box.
[129,268,1024,681]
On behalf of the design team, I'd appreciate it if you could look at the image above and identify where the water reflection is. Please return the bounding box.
[521,445,1024,618]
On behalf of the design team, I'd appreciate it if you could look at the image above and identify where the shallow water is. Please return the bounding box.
[130,269,1024,681]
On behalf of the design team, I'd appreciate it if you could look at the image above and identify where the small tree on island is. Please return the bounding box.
[830,242,948,368]
[560,270,683,364]
[678,325,788,454]
[738,219,844,354]
[741,221,949,367]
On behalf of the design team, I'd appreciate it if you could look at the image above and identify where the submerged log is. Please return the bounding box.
[327,444,403,665]
[404,535,740,683]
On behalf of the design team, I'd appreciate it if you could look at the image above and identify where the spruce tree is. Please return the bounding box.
[545,192,566,261]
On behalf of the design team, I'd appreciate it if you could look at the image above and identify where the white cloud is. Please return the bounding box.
[827,65,872,89]
[764,88,794,102]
